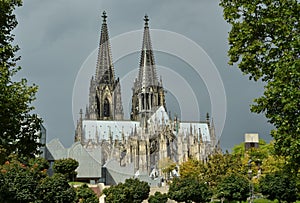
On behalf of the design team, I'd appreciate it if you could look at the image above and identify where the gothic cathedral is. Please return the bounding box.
[75,12,220,175]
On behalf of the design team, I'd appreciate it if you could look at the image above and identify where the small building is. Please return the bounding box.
[244,133,259,150]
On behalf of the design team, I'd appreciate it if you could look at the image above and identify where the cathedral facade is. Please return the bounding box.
[75,12,220,176]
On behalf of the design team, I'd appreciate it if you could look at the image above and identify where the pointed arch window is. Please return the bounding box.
[141,93,145,110]
[146,93,150,110]
[103,98,110,117]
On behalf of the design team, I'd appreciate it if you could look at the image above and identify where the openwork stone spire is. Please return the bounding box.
[86,11,124,121]
[131,15,166,122]
[95,11,115,84]
[137,15,159,89]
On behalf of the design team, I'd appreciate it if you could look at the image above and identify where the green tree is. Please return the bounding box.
[53,158,79,181]
[148,192,168,203]
[37,173,76,203]
[75,184,98,203]
[0,159,38,203]
[122,178,150,203]
[103,178,150,203]
[103,182,128,203]
[259,171,297,203]
[206,152,245,188]
[180,153,245,190]
[28,157,50,172]
[219,0,300,171]
[216,173,250,203]
[0,0,43,163]
[180,158,206,181]
[168,177,212,203]
[0,157,49,203]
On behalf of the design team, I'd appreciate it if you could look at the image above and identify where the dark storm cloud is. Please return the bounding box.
[13,0,273,150]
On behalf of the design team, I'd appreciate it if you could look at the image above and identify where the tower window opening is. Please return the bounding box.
[146,93,150,110]
[141,93,145,110]
[103,98,110,117]
[158,94,161,106]
[96,95,101,119]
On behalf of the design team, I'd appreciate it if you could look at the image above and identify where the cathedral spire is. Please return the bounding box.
[87,11,124,121]
[95,11,115,84]
[130,15,166,121]
[137,15,159,89]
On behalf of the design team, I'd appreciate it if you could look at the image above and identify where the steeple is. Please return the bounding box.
[86,11,124,121]
[137,15,159,89]
[95,11,115,84]
[131,15,166,122]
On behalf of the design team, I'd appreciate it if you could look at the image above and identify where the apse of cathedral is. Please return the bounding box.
[75,12,220,174]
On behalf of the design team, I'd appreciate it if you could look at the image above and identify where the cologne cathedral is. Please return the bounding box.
[74,12,220,176]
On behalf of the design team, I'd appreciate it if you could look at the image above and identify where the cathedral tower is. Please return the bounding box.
[87,11,123,120]
[131,15,166,124]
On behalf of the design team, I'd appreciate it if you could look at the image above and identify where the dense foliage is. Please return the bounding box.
[180,152,245,189]
[148,192,168,203]
[220,0,300,171]
[75,184,99,203]
[0,157,99,203]
[103,178,150,203]
[216,173,250,202]
[37,173,76,203]
[0,0,43,164]
[0,157,48,202]
[0,160,39,202]
[178,140,300,201]
[53,158,79,181]
[168,177,212,203]
[259,171,298,202]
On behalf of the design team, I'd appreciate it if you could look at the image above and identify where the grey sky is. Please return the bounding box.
[14,0,273,151]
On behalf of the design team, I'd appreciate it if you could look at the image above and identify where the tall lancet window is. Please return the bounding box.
[103,98,110,117]
[141,93,145,110]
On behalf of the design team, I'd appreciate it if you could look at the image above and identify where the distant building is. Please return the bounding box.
[48,12,220,185]
[244,133,259,150]
[38,124,47,158]
[46,139,102,183]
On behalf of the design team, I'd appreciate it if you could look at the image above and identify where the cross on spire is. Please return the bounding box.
[102,11,107,23]
[144,14,149,27]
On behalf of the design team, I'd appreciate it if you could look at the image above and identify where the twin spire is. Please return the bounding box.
[94,12,165,121]
[137,15,159,89]
[95,11,114,84]
[95,11,159,90]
